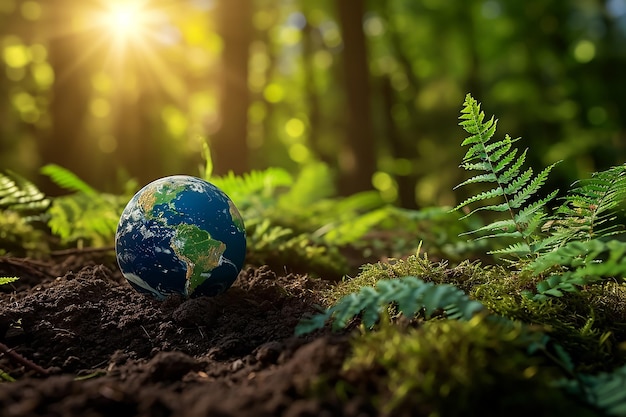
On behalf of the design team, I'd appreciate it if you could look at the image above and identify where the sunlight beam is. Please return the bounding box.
[95,1,151,45]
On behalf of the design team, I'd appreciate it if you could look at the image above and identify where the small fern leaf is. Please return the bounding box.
[41,164,97,195]
[453,187,505,212]
[0,171,49,213]
[0,276,19,285]
[453,173,498,189]
[489,242,532,257]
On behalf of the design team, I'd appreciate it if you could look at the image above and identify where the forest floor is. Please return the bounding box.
[0,254,372,417]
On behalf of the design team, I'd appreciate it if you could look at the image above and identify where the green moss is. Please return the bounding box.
[342,316,596,416]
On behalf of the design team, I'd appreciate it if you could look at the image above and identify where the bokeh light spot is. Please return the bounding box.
[573,40,595,63]
[3,44,29,68]
[285,118,305,138]
[264,83,284,103]
[288,143,310,163]
[364,15,385,37]
[21,1,42,21]
[372,171,398,202]
[91,72,112,93]
[162,106,188,137]
[31,63,54,89]
[90,98,111,118]
[313,50,333,69]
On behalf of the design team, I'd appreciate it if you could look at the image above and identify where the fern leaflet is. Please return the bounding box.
[41,164,97,195]
[0,171,49,214]
[0,276,19,285]
[295,276,484,335]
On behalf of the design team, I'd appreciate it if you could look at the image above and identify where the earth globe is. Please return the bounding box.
[115,175,246,299]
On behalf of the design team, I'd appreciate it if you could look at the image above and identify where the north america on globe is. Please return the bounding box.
[115,175,246,299]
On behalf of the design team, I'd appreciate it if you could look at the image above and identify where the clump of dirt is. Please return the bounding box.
[0,257,365,417]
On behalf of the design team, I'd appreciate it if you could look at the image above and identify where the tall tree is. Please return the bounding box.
[212,0,253,175]
[41,2,93,193]
[336,0,377,194]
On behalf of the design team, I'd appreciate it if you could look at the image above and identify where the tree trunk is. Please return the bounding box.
[213,0,253,175]
[336,0,377,194]
[42,14,92,194]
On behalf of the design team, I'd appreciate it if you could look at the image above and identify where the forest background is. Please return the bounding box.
[1,0,625,209]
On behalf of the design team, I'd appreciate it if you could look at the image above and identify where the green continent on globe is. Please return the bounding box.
[227,200,245,231]
[137,183,186,218]
[170,223,226,295]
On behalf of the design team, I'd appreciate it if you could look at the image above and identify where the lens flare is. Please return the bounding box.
[98,2,148,42]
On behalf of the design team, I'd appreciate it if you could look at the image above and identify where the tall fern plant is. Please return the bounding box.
[455,94,626,298]
[453,93,559,259]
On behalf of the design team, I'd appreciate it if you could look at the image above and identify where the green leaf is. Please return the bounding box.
[40,164,97,195]
[0,276,19,285]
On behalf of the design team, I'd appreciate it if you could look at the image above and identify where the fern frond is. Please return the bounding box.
[40,164,97,195]
[209,168,293,209]
[489,242,532,257]
[0,276,19,285]
[0,171,49,213]
[559,363,626,416]
[295,276,484,335]
[546,164,626,248]
[47,193,124,246]
[529,239,626,299]
[453,94,560,258]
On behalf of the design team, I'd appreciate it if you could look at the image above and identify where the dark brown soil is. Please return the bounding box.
[0,255,368,417]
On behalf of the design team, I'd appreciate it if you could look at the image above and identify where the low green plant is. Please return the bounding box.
[558,362,626,416]
[342,316,590,416]
[295,272,484,336]
[0,171,50,256]
[0,277,19,286]
[41,164,133,247]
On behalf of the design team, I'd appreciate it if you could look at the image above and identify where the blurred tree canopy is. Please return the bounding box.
[0,0,625,207]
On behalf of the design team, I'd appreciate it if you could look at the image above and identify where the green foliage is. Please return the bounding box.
[41,164,129,247]
[545,164,626,247]
[453,93,559,258]
[453,95,626,303]
[559,363,626,416]
[0,170,50,214]
[342,316,586,416]
[295,274,483,335]
[0,277,19,285]
[529,240,626,299]
[0,171,50,256]
[203,160,408,276]
[40,164,98,195]
[245,219,348,278]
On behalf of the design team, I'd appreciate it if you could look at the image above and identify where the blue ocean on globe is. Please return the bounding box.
[115,175,246,299]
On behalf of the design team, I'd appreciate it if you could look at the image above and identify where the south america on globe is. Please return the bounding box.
[115,175,246,299]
